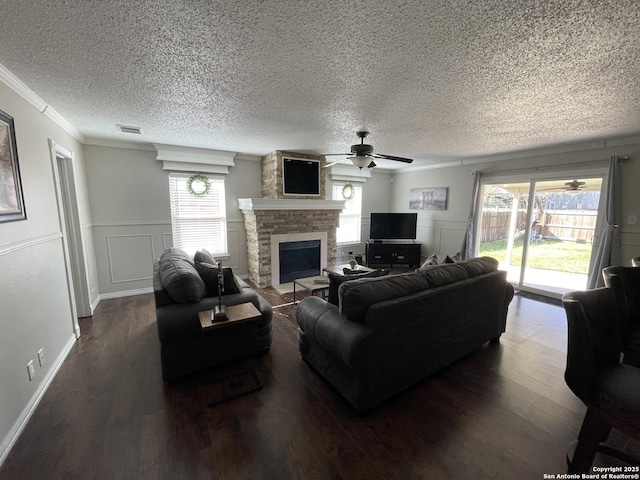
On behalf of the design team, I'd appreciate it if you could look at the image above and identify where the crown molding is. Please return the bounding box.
[402,134,640,173]
[0,63,84,142]
[0,63,46,111]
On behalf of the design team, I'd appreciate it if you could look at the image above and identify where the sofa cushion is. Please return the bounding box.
[158,250,206,303]
[339,272,430,321]
[327,269,383,306]
[418,262,470,287]
[194,261,243,296]
[459,256,499,277]
[194,248,216,264]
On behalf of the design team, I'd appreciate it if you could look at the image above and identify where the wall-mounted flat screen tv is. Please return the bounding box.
[282,157,321,196]
[370,212,418,240]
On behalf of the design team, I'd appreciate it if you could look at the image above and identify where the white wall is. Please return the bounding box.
[391,143,640,262]
[333,170,393,262]
[0,81,93,462]
[83,145,264,296]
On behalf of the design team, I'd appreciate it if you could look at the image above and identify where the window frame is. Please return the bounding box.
[332,182,363,245]
[168,173,228,257]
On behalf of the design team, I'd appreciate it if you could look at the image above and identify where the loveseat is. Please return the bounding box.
[153,247,272,380]
[296,257,514,412]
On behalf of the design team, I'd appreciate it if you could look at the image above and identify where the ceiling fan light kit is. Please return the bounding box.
[349,156,371,169]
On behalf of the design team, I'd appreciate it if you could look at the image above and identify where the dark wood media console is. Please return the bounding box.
[365,241,421,268]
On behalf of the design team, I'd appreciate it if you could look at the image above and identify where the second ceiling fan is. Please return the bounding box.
[324,131,414,169]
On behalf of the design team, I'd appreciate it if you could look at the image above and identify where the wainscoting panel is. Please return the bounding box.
[226,226,241,270]
[162,233,173,251]
[106,234,155,283]
[82,227,100,308]
[439,227,466,256]
[621,231,640,264]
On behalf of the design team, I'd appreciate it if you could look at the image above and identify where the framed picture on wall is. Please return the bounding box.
[0,109,26,223]
[409,187,448,210]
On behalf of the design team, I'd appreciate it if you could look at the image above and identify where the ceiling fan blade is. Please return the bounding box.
[323,153,351,156]
[323,159,347,168]
[371,153,413,163]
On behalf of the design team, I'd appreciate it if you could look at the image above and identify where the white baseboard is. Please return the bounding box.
[0,334,77,466]
[98,287,154,301]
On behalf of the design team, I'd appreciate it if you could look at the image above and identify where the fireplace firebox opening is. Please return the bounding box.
[279,240,321,284]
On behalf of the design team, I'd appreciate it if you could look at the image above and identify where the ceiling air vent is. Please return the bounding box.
[116,124,142,134]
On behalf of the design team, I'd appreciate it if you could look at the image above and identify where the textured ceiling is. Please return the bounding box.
[1,0,639,169]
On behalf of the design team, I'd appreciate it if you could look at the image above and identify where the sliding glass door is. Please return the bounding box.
[478,177,603,297]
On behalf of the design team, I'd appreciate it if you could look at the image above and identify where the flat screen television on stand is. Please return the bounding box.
[282,157,321,196]
[369,212,417,241]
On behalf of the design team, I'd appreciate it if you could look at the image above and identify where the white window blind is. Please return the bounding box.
[169,174,228,256]
[333,183,363,244]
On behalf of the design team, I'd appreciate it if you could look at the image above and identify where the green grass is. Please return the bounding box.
[479,239,592,274]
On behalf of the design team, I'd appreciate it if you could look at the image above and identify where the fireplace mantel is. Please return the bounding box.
[238,198,345,211]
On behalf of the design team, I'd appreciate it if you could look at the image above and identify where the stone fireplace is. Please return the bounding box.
[238,150,344,288]
[238,199,343,287]
[238,150,344,287]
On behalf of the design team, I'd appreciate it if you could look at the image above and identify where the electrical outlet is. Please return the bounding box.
[37,348,44,367]
[27,360,35,381]
[628,215,637,225]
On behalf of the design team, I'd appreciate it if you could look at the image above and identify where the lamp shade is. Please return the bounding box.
[349,156,370,169]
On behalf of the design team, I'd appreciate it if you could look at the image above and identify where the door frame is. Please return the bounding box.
[49,139,91,337]
[477,165,608,297]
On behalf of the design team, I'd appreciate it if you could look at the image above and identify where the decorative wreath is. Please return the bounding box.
[187,173,211,197]
[342,183,355,200]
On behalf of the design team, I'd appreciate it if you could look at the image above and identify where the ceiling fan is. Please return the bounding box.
[323,131,414,169]
[536,180,587,192]
[564,179,586,191]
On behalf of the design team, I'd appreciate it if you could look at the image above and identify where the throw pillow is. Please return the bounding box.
[194,248,216,264]
[158,253,206,303]
[443,252,462,263]
[194,261,243,296]
[419,253,439,270]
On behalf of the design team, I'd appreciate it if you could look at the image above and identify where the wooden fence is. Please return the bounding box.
[481,210,597,243]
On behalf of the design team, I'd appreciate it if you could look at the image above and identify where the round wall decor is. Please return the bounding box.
[187,173,211,197]
[342,183,355,200]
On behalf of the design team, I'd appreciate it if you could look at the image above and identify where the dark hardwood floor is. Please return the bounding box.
[1,283,634,479]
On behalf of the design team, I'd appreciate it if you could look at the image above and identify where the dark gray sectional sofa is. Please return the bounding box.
[153,248,272,380]
[295,257,514,413]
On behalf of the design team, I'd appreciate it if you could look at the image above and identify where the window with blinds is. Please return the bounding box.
[168,174,228,256]
[332,183,363,244]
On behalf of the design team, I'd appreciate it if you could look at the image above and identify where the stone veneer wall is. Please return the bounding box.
[242,209,340,287]
[261,150,326,199]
